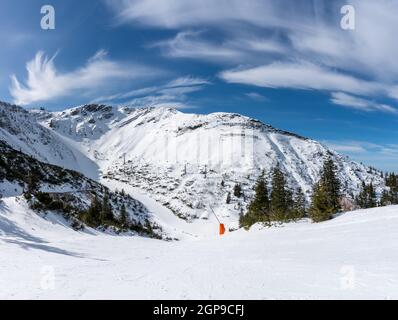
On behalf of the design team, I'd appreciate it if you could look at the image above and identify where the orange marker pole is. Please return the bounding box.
[219,223,225,235]
[209,205,225,236]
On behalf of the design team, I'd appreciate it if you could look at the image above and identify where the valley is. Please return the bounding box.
[1,101,397,299]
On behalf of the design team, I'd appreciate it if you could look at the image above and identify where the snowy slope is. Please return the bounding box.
[0,140,159,237]
[0,102,99,177]
[40,104,385,222]
[1,196,398,299]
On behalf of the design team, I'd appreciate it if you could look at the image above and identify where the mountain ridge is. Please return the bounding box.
[0,100,386,224]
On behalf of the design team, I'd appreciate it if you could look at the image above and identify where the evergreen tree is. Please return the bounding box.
[357,181,368,208]
[309,182,333,222]
[270,166,290,221]
[385,173,398,204]
[226,192,231,204]
[285,188,295,215]
[292,187,306,220]
[26,172,38,194]
[86,196,101,226]
[119,204,127,226]
[368,183,377,208]
[357,182,377,209]
[240,172,269,228]
[309,157,342,222]
[380,189,391,207]
[247,171,269,215]
[100,190,114,223]
[321,156,341,213]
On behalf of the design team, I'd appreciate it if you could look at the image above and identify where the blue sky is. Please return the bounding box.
[1,0,398,171]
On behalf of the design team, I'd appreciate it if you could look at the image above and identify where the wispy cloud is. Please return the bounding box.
[153,31,246,62]
[92,75,210,109]
[105,0,282,29]
[330,92,398,115]
[220,62,383,96]
[152,30,287,63]
[324,140,398,171]
[10,50,158,105]
[166,76,210,87]
[325,141,368,154]
[106,0,398,112]
[110,0,398,81]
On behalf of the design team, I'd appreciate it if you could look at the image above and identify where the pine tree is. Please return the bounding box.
[368,183,377,208]
[270,166,289,221]
[380,189,391,207]
[87,196,101,226]
[309,157,342,222]
[120,204,127,226]
[309,182,333,222]
[321,156,341,213]
[292,187,306,220]
[240,172,269,228]
[100,190,114,223]
[357,181,368,208]
[357,182,377,209]
[285,188,294,215]
[247,171,269,215]
[226,192,231,204]
[385,172,398,204]
[26,172,38,195]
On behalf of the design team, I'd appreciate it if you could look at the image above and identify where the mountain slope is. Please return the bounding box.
[39,104,385,223]
[0,102,99,178]
[0,139,160,237]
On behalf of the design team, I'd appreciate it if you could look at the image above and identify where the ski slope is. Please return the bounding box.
[1,193,398,299]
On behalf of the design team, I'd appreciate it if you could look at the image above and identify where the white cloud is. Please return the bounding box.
[106,0,281,29]
[10,50,158,105]
[106,0,398,109]
[220,62,384,96]
[221,64,398,115]
[153,31,246,62]
[330,92,398,115]
[109,0,398,81]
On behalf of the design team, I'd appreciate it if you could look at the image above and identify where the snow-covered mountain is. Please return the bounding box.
[0,102,99,179]
[31,103,385,223]
[0,139,161,238]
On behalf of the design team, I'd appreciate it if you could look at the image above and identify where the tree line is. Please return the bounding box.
[357,172,398,208]
[240,156,342,228]
[240,156,398,229]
